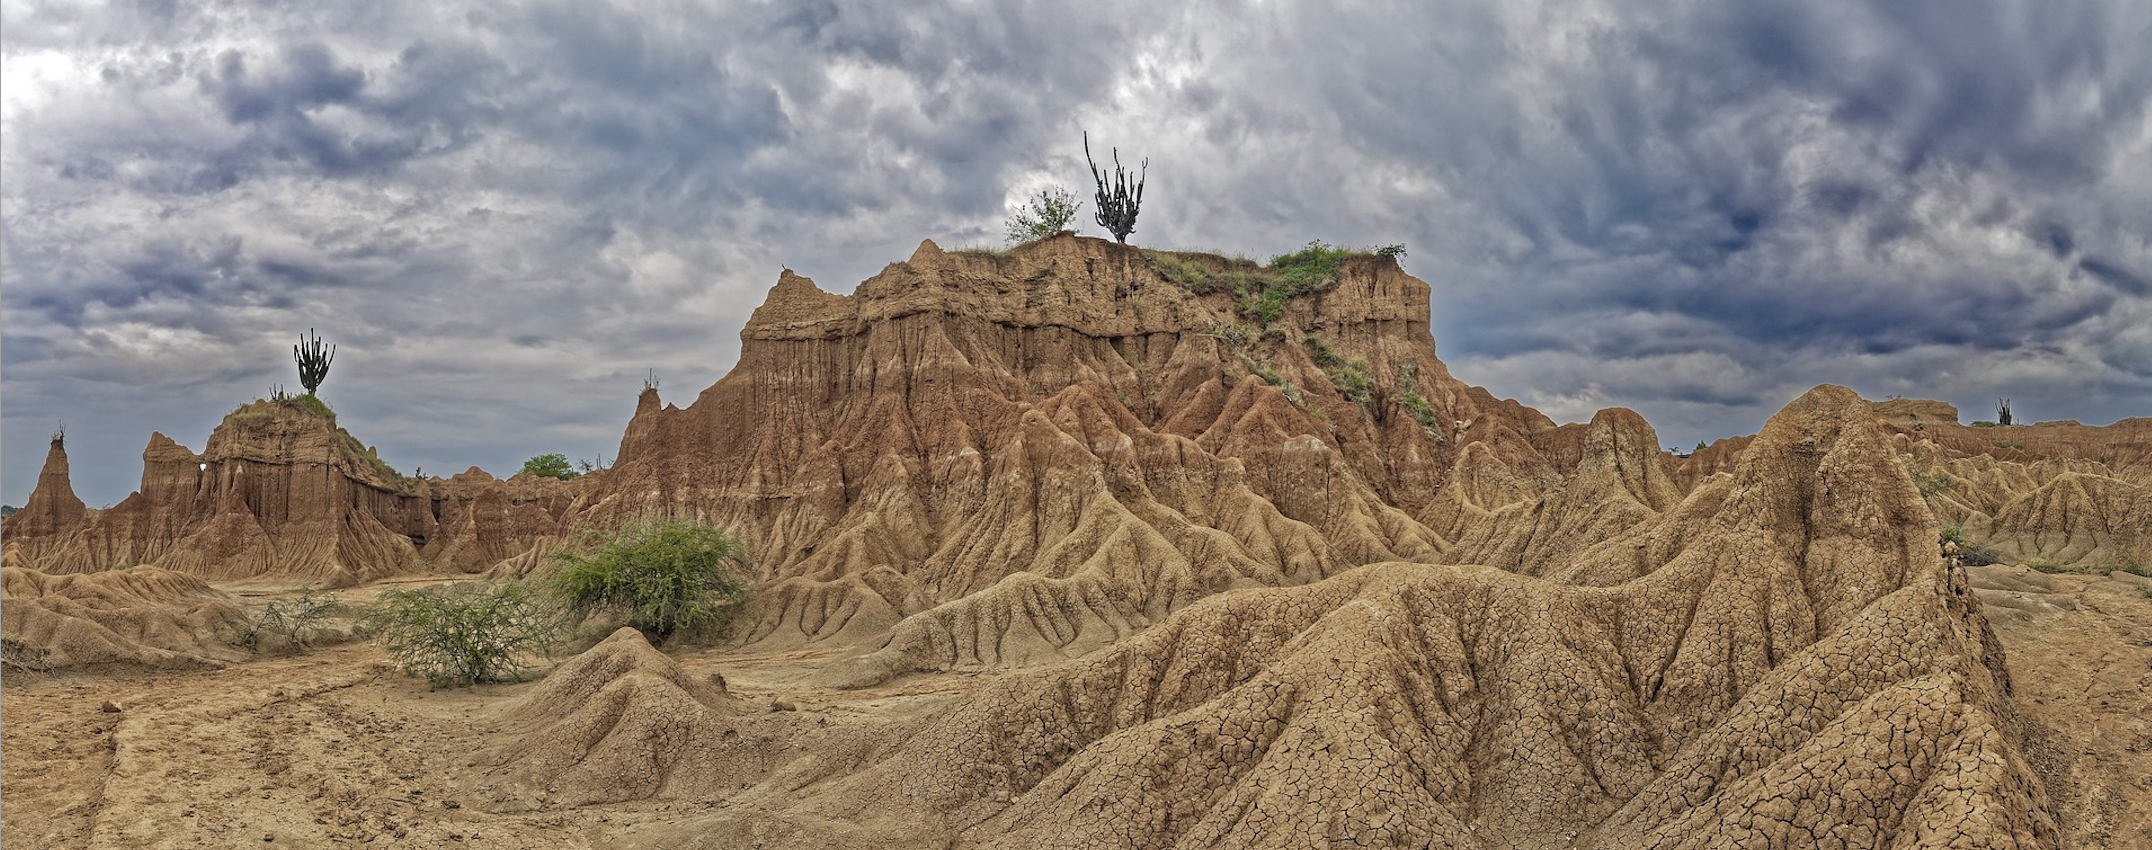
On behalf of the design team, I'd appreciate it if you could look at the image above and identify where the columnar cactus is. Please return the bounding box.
[296,328,335,396]
[1086,131,1146,243]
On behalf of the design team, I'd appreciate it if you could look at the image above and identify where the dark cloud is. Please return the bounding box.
[5,0,2148,504]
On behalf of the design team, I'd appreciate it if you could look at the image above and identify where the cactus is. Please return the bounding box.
[295,328,335,396]
[1085,131,1146,243]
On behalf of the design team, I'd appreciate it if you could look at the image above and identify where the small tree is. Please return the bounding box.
[1005,187,1082,246]
[366,582,562,688]
[520,453,579,480]
[550,517,754,643]
[1085,131,1146,243]
[1996,398,2013,426]
[295,328,335,396]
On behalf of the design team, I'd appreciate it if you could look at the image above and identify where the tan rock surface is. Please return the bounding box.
[1,565,246,669]
[1,399,577,583]
[7,236,2136,848]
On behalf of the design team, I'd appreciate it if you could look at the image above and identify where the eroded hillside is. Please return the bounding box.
[7,232,2137,847]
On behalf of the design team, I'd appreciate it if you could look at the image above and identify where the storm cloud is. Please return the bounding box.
[5,0,2148,504]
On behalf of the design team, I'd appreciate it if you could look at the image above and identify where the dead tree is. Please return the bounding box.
[1085,131,1146,243]
[295,328,335,396]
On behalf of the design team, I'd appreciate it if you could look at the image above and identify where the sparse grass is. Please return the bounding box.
[1240,354,1306,406]
[336,431,402,483]
[227,394,337,427]
[1907,464,1959,499]
[1144,240,1393,327]
[2,633,52,674]
[1401,392,1442,436]
[1206,322,1252,347]
[1304,333,1373,405]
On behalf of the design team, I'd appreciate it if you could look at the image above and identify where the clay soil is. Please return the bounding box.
[1969,567,2152,849]
[5,570,2149,850]
[0,580,979,850]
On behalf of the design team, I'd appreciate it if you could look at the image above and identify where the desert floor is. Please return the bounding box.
[5,567,2148,850]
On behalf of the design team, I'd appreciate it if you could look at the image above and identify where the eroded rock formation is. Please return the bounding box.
[2,400,576,586]
[593,385,2056,849]
[0,566,245,669]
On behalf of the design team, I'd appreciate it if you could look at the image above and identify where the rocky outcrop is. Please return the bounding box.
[0,435,91,570]
[563,235,1581,673]
[1903,439,2152,570]
[474,627,747,809]
[0,400,577,585]
[613,386,2057,849]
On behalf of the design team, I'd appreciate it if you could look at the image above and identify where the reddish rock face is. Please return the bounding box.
[1,399,574,585]
[570,234,1598,660]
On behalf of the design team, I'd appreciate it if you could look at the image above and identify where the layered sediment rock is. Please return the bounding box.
[569,235,1575,673]
[618,386,2058,849]
[1,400,575,585]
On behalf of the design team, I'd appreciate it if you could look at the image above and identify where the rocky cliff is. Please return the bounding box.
[562,235,1643,673]
[575,385,2059,849]
[0,398,575,586]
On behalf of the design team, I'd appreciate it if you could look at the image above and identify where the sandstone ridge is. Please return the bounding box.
[2,398,577,585]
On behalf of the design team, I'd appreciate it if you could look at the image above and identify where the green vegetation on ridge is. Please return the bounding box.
[1144,240,1403,326]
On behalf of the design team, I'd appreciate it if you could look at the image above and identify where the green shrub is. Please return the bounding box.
[1957,540,1999,567]
[549,518,755,643]
[1266,240,1355,291]
[1145,241,1387,327]
[1005,186,1082,245]
[366,582,562,687]
[519,453,580,481]
[1911,468,1959,498]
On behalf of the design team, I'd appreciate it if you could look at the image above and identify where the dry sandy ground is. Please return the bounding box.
[4,572,2148,850]
[1968,566,2152,850]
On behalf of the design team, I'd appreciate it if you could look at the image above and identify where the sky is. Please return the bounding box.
[4,0,2149,507]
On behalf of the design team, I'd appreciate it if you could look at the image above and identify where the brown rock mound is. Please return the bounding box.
[654,385,2055,849]
[0,565,246,669]
[472,627,745,809]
